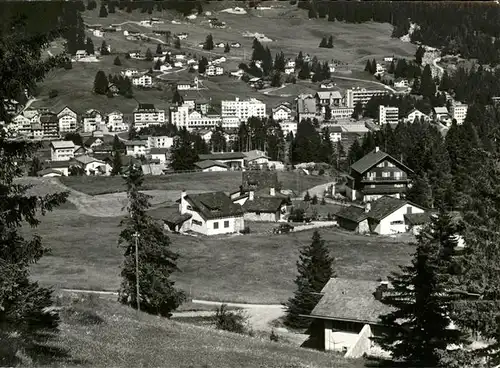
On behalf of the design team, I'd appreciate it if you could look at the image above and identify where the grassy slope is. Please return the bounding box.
[59,171,334,195]
[46,295,362,368]
[30,208,413,303]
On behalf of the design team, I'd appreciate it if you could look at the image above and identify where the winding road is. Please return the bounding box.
[432,56,444,75]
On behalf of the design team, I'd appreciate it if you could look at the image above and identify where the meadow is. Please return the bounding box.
[43,294,363,368]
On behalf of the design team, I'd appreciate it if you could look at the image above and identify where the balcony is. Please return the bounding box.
[361,176,409,184]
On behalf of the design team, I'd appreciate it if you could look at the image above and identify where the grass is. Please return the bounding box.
[43,294,363,368]
[29,207,414,304]
[59,171,334,196]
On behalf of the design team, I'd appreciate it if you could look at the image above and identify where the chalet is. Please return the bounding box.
[244,150,269,169]
[305,278,393,358]
[198,152,245,170]
[272,104,292,121]
[393,78,409,88]
[433,106,450,122]
[405,108,429,123]
[336,196,426,235]
[50,140,75,161]
[316,91,342,107]
[176,191,245,235]
[84,136,105,149]
[70,155,111,176]
[194,160,229,172]
[75,50,87,59]
[238,188,290,222]
[131,73,153,88]
[125,140,147,157]
[82,109,104,133]
[346,147,413,202]
[43,160,71,176]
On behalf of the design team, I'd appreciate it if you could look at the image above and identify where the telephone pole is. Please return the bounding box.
[132,232,141,312]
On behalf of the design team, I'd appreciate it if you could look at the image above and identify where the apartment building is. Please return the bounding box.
[221,97,266,122]
[50,140,75,161]
[132,73,153,87]
[57,106,78,133]
[450,102,468,125]
[169,104,189,128]
[133,104,166,130]
[148,135,174,149]
[345,88,388,108]
[82,109,104,133]
[378,105,399,125]
[187,111,221,130]
[330,106,354,121]
[106,111,127,132]
[221,115,240,129]
[40,112,59,139]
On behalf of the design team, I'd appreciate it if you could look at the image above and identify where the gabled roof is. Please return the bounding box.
[336,205,368,223]
[163,212,192,226]
[309,278,393,324]
[242,196,287,213]
[297,98,316,114]
[368,196,415,221]
[194,160,228,170]
[150,147,169,155]
[350,148,413,175]
[244,150,269,162]
[71,154,105,165]
[184,192,244,220]
[404,212,434,226]
[84,136,104,147]
[198,152,245,161]
[434,106,448,114]
[50,140,75,150]
[316,91,342,100]
[124,140,147,146]
[40,114,58,123]
[406,108,425,116]
[37,168,63,177]
[46,160,71,168]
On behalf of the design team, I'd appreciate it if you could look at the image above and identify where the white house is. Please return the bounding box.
[75,50,87,59]
[82,109,104,133]
[433,106,450,122]
[405,108,429,123]
[221,97,266,122]
[280,121,297,136]
[212,56,227,64]
[133,104,166,129]
[132,73,153,87]
[329,125,342,142]
[57,106,78,133]
[50,140,75,161]
[205,65,224,76]
[43,161,71,176]
[173,61,184,68]
[450,102,468,125]
[284,67,295,75]
[149,147,169,164]
[93,29,104,37]
[230,42,241,48]
[198,152,245,170]
[215,42,225,48]
[121,68,140,78]
[272,104,292,121]
[148,135,174,149]
[160,64,172,72]
[106,111,127,132]
[244,150,269,169]
[285,60,295,69]
[70,155,111,176]
[125,140,148,157]
[336,196,426,235]
[169,104,190,129]
[194,160,229,172]
[175,191,245,235]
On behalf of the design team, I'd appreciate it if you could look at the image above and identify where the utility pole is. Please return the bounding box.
[133,231,141,312]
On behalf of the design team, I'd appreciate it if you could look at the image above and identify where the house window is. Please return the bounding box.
[390,220,404,225]
[387,162,395,167]
[377,162,385,168]
[255,211,261,215]
[192,219,202,226]
[382,172,390,178]
[224,220,229,228]
[213,221,219,229]
[394,184,404,188]
[407,207,413,214]
[370,184,375,188]
[187,205,193,210]
[394,171,402,179]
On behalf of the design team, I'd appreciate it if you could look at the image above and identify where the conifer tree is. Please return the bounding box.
[388,60,395,74]
[298,62,310,80]
[0,19,70,365]
[415,45,425,65]
[319,37,328,48]
[407,173,434,208]
[203,34,214,50]
[224,43,230,53]
[371,59,377,74]
[154,58,162,70]
[374,214,467,367]
[145,48,153,61]
[364,59,372,74]
[118,164,186,316]
[171,89,183,105]
[99,3,108,17]
[327,36,334,48]
[93,70,108,94]
[174,38,181,49]
[285,231,335,328]
[85,36,94,55]
[100,40,109,55]
[111,149,123,176]
[156,43,163,55]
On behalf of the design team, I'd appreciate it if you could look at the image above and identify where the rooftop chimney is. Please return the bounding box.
[270,187,276,196]
[375,146,380,153]
[249,190,255,201]
[365,202,371,213]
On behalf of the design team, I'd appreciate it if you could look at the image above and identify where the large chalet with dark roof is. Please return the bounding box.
[346,147,413,202]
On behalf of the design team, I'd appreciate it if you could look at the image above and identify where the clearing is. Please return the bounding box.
[44,293,363,368]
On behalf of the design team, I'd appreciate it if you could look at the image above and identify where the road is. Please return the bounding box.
[21,98,38,113]
[330,74,397,93]
[432,56,444,75]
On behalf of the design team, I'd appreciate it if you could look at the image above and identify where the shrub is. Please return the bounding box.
[318,168,325,175]
[240,226,251,234]
[213,304,247,334]
[270,329,279,342]
[311,194,318,205]
[303,191,311,201]
[49,89,58,98]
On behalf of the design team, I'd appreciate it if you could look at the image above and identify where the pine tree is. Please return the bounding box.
[118,164,186,316]
[224,43,230,53]
[364,59,372,74]
[93,70,108,94]
[174,38,181,49]
[154,58,162,70]
[0,21,70,365]
[100,40,109,55]
[371,59,377,75]
[145,48,153,61]
[285,231,335,328]
[415,45,425,65]
[327,36,334,48]
[203,34,214,50]
[304,191,311,201]
[155,44,163,55]
[420,64,436,99]
[298,63,310,80]
[172,89,183,105]
[99,3,108,17]
[270,71,281,87]
[407,173,434,208]
[85,36,94,55]
[108,1,115,13]
[352,101,363,120]
[374,214,467,367]
[198,57,208,74]
[319,37,328,48]
[111,149,123,175]
[388,60,395,74]
[114,55,121,66]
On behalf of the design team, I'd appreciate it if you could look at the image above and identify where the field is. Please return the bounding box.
[59,171,334,196]
[29,205,413,304]
[43,294,363,368]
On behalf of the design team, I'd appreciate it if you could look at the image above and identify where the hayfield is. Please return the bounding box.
[44,294,363,368]
[29,206,413,303]
[59,171,334,196]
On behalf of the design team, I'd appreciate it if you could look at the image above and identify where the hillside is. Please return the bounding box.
[46,293,363,368]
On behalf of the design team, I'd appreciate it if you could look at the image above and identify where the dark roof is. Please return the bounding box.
[137,103,156,110]
[309,278,393,324]
[336,205,368,223]
[350,148,413,175]
[84,136,103,147]
[45,160,71,169]
[404,212,433,225]
[163,212,192,225]
[194,160,228,169]
[198,152,245,161]
[37,168,62,176]
[40,114,58,123]
[368,196,412,221]
[184,192,244,220]
[150,147,169,155]
[243,196,287,213]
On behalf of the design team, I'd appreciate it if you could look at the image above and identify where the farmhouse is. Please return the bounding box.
[132,73,153,87]
[177,191,245,235]
[404,108,429,123]
[336,196,426,235]
[272,104,292,121]
[194,160,229,172]
[198,152,245,170]
[306,278,393,358]
[125,140,147,157]
[244,150,270,169]
[70,155,111,176]
[50,140,75,161]
[345,147,413,202]
[239,188,290,222]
